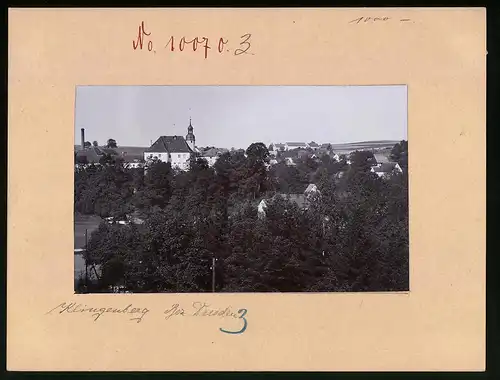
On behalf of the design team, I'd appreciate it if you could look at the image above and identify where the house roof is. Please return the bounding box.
[372,162,399,173]
[75,147,101,163]
[309,141,319,147]
[286,142,307,146]
[297,150,310,157]
[200,147,229,157]
[283,193,308,208]
[304,184,318,193]
[146,136,193,153]
[121,155,144,163]
[115,146,147,157]
[320,143,331,148]
[374,153,389,164]
[274,143,285,148]
[201,148,221,157]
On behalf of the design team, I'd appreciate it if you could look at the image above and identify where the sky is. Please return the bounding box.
[74,85,407,149]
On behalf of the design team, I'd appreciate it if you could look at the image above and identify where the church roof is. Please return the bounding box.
[146,136,193,153]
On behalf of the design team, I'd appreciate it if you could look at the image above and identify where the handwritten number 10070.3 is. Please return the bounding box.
[132,21,253,59]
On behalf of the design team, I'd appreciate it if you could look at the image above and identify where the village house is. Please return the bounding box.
[258,193,308,219]
[257,183,319,218]
[304,183,320,198]
[116,147,147,168]
[285,142,308,151]
[75,128,150,169]
[308,141,320,150]
[297,149,311,159]
[370,162,403,178]
[273,143,286,152]
[201,147,230,167]
[199,147,222,167]
[320,143,332,150]
[74,147,101,166]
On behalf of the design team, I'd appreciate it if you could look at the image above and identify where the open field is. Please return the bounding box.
[329,140,399,155]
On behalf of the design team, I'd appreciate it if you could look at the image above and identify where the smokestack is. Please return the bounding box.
[81,128,85,150]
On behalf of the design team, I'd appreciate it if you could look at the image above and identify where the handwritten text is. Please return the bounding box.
[46,302,150,323]
[46,301,248,334]
[164,302,248,334]
[349,16,414,24]
[132,21,254,59]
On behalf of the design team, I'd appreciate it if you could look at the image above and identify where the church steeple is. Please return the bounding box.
[186,118,195,151]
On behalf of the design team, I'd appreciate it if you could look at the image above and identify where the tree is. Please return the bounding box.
[138,161,174,209]
[246,142,270,164]
[223,195,326,292]
[107,139,117,148]
[74,162,134,218]
[349,150,376,172]
[269,161,307,193]
[99,153,115,166]
[242,143,270,199]
[75,154,88,165]
[75,137,409,293]
[390,140,408,171]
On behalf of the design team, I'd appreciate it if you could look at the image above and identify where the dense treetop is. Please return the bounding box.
[75,141,408,293]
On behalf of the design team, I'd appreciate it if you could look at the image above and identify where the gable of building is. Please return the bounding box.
[304,184,318,193]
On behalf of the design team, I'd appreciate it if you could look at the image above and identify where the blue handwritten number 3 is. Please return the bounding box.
[220,309,248,334]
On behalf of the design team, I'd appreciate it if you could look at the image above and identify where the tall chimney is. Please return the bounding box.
[81,128,85,150]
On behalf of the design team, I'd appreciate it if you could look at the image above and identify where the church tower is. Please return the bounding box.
[185,118,196,151]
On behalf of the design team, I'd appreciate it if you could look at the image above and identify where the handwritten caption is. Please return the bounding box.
[132,21,254,59]
[349,16,414,24]
[46,301,248,335]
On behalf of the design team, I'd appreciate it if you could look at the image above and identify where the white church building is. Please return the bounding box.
[144,119,197,170]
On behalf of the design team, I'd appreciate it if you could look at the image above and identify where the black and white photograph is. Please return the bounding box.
[74,85,409,294]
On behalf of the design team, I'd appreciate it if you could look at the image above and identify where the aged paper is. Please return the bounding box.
[8,8,485,371]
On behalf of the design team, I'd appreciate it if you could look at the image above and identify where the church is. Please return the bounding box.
[144,119,197,171]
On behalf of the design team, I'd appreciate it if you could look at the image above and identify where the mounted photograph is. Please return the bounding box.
[74,85,409,294]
